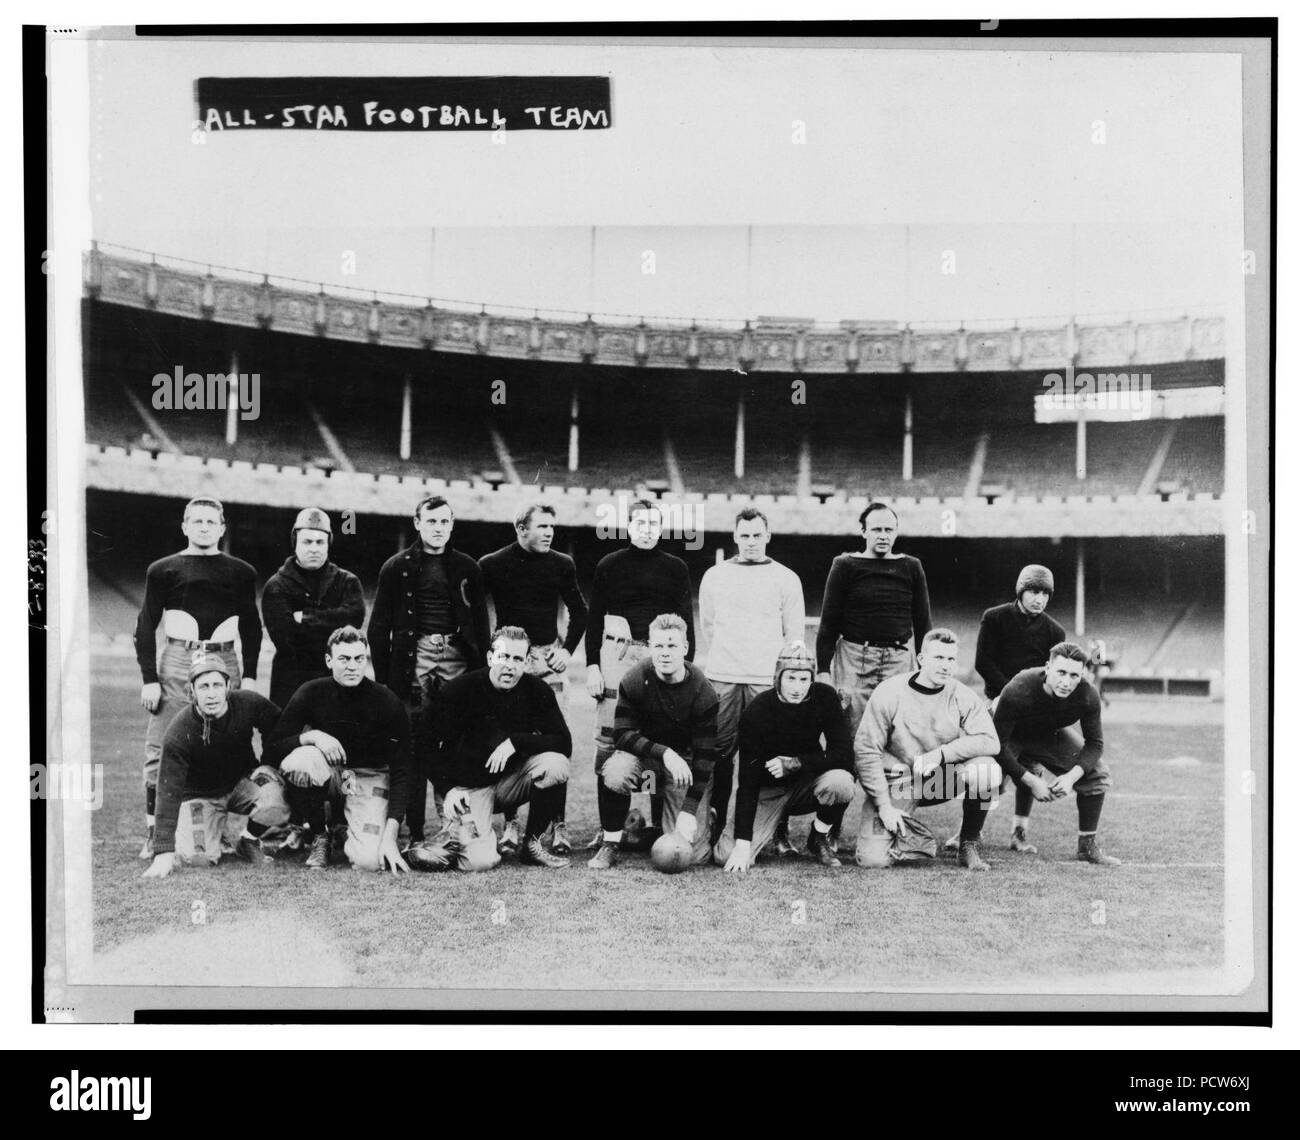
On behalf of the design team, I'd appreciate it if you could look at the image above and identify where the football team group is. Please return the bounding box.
[136,493,1120,881]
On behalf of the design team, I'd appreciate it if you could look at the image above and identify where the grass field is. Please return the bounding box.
[88,668,1225,994]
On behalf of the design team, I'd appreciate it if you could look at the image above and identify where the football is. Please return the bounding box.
[649,832,693,874]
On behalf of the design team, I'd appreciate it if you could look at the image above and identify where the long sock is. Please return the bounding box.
[525,783,565,840]
[1013,814,1030,832]
[553,782,566,827]
[597,781,630,833]
[1014,784,1034,819]
[815,800,849,830]
[288,785,328,833]
[960,797,991,842]
[1078,792,1104,833]
[650,793,663,830]
[145,785,156,830]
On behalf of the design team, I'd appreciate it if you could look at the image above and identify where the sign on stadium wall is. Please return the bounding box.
[195,76,611,132]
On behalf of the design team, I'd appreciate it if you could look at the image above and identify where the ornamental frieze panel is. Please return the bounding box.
[84,250,1225,374]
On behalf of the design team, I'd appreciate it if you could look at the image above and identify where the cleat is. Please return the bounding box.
[306,833,330,870]
[549,821,573,856]
[520,835,569,869]
[584,825,604,851]
[806,828,842,868]
[942,832,960,854]
[587,841,619,870]
[137,828,154,860]
[1077,836,1121,866]
[958,840,990,872]
[329,824,348,859]
[771,819,797,859]
[498,819,522,856]
[1009,826,1038,854]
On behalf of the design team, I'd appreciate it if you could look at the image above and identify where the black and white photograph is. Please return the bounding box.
[38,23,1271,1021]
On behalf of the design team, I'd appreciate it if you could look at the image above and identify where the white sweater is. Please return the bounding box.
[698,558,806,684]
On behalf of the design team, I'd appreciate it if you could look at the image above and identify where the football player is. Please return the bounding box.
[587,614,718,870]
[267,626,413,873]
[141,654,288,878]
[716,642,854,873]
[432,626,573,870]
[992,642,1121,866]
[854,628,1002,872]
[261,508,366,709]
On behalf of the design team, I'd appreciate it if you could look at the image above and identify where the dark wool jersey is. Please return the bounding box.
[975,601,1067,698]
[584,545,695,663]
[134,552,263,683]
[261,557,367,708]
[613,658,718,814]
[153,689,281,853]
[478,544,589,652]
[815,553,932,671]
[993,667,1104,781]
[432,670,572,790]
[414,552,456,635]
[266,677,412,820]
[733,683,852,842]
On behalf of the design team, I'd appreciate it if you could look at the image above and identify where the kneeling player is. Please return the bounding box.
[993,642,1120,866]
[588,614,718,870]
[268,627,412,874]
[432,625,573,870]
[854,629,1002,872]
[141,654,288,878]
[717,642,855,873]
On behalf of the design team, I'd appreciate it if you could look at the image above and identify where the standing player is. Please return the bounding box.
[431,626,573,870]
[854,629,1002,872]
[268,626,412,873]
[368,495,490,844]
[969,563,1066,854]
[141,654,288,878]
[584,498,695,848]
[816,502,932,737]
[587,614,718,870]
[697,508,805,845]
[992,642,1121,866]
[716,642,855,873]
[134,497,262,859]
[478,502,588,855]
[261,507,366,709]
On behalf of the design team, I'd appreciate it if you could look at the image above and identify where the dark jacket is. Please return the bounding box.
[368,541,490,701]
[975,601,1067,699]
[261,557,366,708]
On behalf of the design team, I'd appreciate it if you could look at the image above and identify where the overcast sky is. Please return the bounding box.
[77,36,1244,324]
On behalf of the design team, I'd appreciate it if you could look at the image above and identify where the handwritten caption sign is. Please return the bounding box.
[195,76,611,132]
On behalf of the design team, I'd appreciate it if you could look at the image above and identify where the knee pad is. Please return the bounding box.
[532,752,571,789]
[601,754,639,794]
[281,746,332,787]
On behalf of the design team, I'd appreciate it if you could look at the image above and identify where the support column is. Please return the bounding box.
[225,352,239,446]
[399,374,412,461]
[1075,539,1086,637]
[734,391,746,479]
[568,383,580,472]
[1076,402,1087,481]
[902,391,914,481]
